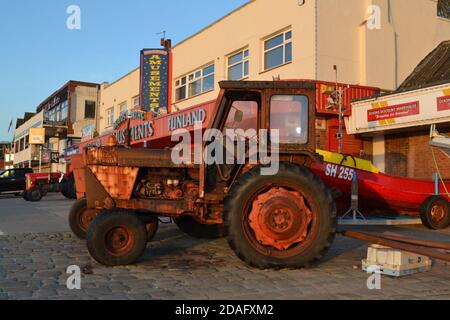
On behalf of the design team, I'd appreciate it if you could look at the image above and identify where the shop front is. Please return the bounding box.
[347,82,450,180]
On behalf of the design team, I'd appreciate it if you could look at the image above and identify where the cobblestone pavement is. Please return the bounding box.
[1,223,450,300]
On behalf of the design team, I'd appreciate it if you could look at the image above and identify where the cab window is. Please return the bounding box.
[270,95,308,144]
[224,100,258,132]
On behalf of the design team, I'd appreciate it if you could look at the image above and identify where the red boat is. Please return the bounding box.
[310,150,450,230]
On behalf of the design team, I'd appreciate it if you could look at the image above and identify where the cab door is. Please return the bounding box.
[0,170,16,192]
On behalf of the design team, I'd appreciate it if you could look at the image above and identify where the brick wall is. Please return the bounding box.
[385,128,450,180]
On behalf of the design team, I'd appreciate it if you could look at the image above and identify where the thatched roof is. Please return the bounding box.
[398,40,450,91]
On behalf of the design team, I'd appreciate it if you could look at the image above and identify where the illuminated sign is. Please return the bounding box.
[168,108,207,131]
[114,121,154,145]
[140,49,170,116]
[113,109,145,130]
[437,95,450,112]
[367,101,420,122]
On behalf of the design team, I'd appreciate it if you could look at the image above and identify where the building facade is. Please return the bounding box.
[14,81,100,172]
[93,0,449,178]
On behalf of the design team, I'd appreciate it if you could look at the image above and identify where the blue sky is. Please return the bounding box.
[0,0,249,141]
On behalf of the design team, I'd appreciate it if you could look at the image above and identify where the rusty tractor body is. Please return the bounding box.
[72,81,337,269]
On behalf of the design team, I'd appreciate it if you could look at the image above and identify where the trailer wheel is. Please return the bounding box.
[420,196,450,230]
[69,198,97,239]
[224,163,337,269]
[87,211,148,266]
[174,216,227,239]
[26,187,43,202]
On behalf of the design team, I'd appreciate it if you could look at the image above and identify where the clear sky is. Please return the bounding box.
[0,0,249,141]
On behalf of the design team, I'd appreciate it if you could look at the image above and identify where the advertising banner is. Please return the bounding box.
[29,128,46,145]
[140,49,170,116]
[367,101,420,122]
[437,95,450,112]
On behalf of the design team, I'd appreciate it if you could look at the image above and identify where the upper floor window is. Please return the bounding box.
[438,0,450,19]
[175,64,215,101]
[119,101,128,114]
[85,101,96,119]
[106,108,114,127]
[61,101,68,121]
[227,48,249,80]
[264,30,292,71]
[133,96,140,109]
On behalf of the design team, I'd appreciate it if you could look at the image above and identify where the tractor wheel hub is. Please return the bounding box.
[249,187,312,251]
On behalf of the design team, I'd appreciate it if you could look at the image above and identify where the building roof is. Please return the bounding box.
[398,40,450,91]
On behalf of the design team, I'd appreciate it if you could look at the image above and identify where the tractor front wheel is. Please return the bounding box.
[224,163,337,269]
[87,211,148,266]
[69,198,97,239]
[420,196,450,230]
[26,187,43,202]
[174,216,227,239]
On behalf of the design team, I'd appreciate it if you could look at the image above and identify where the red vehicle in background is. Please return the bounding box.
[23,171,77,202]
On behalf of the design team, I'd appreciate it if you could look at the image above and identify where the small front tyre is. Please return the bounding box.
[87,211,148,266]
[69,198,97,239]
[420,196,450,230]
[27,187,43,202]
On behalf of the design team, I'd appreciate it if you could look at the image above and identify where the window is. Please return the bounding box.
[119,101,128,114]
[224,101,258,132]
[61,101,68,121]
[106,108,114,127]
[25,135,29,149]
[227,49,249,80]
[133,96,140,109]
[85,101,96,119]
[264,30,292,71]
[270,95,308,144]
[175,64,215,101]
[438,0,450,19]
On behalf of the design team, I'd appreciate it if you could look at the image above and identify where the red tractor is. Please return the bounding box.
[23,172,77,202]
[69,81,337,269]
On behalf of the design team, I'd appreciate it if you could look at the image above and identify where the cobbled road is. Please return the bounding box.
[0,195,450,300]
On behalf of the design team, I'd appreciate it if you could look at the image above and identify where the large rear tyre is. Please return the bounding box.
[61,175,77,199]
[27,187,43,202]
[174,216,227,239]
[224,163,337,269]
[87,211,148,266]
[420,196,450,230]
[69,198,97,239]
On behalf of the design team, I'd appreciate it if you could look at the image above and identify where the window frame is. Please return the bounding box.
[269,94,309,146]
[438,0,450,20]
[119,101,128,114]
[175,63,215,102]
[132,96,140,109]
[84,100,96,119]
[227,48,250,81]
[106,107,115,127]
[263,29,292,72]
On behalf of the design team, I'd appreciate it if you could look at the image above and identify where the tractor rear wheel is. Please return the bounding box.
[87,211,148,266]
[224,163,337,269]
[69,198,97,239]
[27,187,43,202]
[174,216,227,239]
[420,196,450,230]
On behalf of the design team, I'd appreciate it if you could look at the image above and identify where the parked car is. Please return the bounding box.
[0,168,33,196]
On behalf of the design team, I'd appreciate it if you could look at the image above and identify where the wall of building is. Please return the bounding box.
[13,111,44,168]
[71,85,100,138]
[171,0,316,110]
[317,0,450,90]
[98,69,140,134]
[384,128,450,180]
